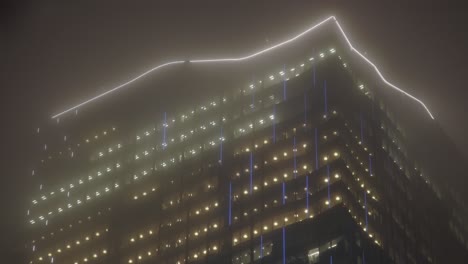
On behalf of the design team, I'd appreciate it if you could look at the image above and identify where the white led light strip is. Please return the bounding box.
[51,16,434,120]
[51,61,185,119]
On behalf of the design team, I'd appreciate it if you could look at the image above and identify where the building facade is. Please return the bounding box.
[26,27,468,264]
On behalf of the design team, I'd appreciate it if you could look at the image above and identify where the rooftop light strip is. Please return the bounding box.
[189,16,334,63]
[51,16,434,120]
[333,19,434,119]
[51,61,184,118]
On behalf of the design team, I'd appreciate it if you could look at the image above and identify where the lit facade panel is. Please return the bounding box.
[27,45,467,264]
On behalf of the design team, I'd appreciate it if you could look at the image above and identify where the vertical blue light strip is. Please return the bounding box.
[365,191,368,229]
[327,164,330,208]
[315,128,319,170]
[293,137,297,178]
[282,227,286,264]
[324,80,328,116]
[306,175,309,214]
[282,182,286,205]
[330,255,333,264]
[250,152,253,194]
[260,235,264,258]
[228,181,232,226]
[162,112,167,149]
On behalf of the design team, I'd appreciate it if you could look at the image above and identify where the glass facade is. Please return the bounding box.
[26,45,468,264]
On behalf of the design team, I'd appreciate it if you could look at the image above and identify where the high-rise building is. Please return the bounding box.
[26,17,468,264]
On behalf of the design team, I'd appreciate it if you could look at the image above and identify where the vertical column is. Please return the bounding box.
[282,182,286,205]
[260,235,264,259]
[282,227,286,264]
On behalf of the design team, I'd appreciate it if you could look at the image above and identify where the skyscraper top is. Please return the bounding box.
[50,16,435,120]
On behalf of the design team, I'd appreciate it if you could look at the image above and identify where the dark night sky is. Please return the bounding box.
[2,0,468,261]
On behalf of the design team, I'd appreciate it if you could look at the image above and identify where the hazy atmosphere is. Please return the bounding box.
[2,1,468,262]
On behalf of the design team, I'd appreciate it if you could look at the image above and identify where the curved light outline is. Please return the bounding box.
[51,16,434,119]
